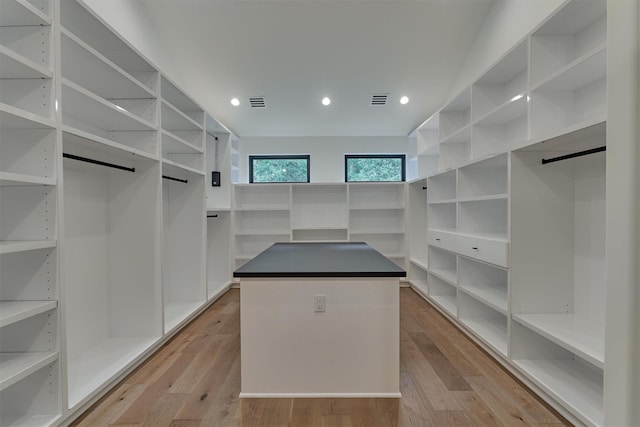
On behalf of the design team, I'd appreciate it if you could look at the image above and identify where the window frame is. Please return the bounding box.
[344,154,406,183]
[249,154,311,184]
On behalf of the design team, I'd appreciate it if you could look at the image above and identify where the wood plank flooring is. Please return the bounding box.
[71,288,570,427]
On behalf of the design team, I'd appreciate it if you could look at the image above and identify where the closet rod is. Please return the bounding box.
[206,131,219,141]
[541,146,606,164]
[63,153,135,173]
[207,214,218,218]
[163,175,188,184]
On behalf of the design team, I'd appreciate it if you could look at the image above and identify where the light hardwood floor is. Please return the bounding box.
[71,288,570,427]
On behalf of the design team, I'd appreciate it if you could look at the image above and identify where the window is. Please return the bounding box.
[249,155,310,183]
[345,154,406,182]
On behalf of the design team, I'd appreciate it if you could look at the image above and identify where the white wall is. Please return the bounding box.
[238,136,408,183]
[449,0,565,99]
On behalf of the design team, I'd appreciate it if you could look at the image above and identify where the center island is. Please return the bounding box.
[234,242,405,398]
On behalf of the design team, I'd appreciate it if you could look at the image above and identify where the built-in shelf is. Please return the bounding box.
[0,352,59,391]
[161,100,203,131]
[0,45,52,79]
[514,358,603,427]
[0,301,57,328]
[0,240,56,255]
[429,268,457,286]
[409,258,429,271]
[430,294,457,317]
[532,46,607,92]
[427,198,456,205]
[62,126,159,161]
[0,172,55,187]
[512,313,604,368]
[461,317,508,356]
[458,194,508,203]
[0,104,56,129]
[459,284,507,315]
[0,0,51,26]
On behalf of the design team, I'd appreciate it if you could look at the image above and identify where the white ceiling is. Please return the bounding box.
[135,0,494,137]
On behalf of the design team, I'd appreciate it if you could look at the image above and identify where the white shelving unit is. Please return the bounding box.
[472,41,528,158]
[62,129,162,410]
[438,89,471,170]
[206,210,231,299]
[162,164,206,333]
[510,122,606,425]
[407,179,428,269]
[0,2,60,422]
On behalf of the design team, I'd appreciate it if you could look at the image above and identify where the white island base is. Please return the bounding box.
[240,277,400,398]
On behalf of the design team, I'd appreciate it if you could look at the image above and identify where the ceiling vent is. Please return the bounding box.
[370,93,389,106]
[249,96,266,108]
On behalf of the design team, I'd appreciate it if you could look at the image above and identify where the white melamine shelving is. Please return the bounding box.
[530,0,606,141]
[234,184,290,211]
[439,89,471,170]
[0,240,55,254]
[428,273,457,317]
[206,210,231,299]
[349,182,405,209]
[63,135,162,410]
[407,179,428,268]
[292,184,347,229]
[459,292,508,357]
[0,301,56,328]
[472,41,528,157]
[458,256,508,315]
[162,165,206,333]
[0,352,58,391]
[428,246,457,286]
[0,0,51,26]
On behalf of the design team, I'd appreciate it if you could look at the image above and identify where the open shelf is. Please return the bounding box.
[161,76,203,126]
[0,240,55,255]
[458,256,507,315]
[0,172,55,187]
[349,182,404,209]
[0,0,51,26]
[234,184,290,211]
[67,337,157,408]
[0,301,56,328]
[512,313,603,368]
[292,228,348,242]
[235,209,290,235]
[161,100,203,132]
[350,208,404,234]
[0,77,54,122]
[459,292,508,356]
[62,79,156,132]
[512,320,603,427]
[292,184,347,229]
[428,245,457,286]
[207,211,231,299]
[0,185,56,242]
[60,28,156,100]
[0,352,58,391]
[428,273,457,317]
[427,169,456,202]
[0,104,56,130]
[62,127,158,161]
[0,44,51,79]
[164,302,204,333]
[439,89,471,141]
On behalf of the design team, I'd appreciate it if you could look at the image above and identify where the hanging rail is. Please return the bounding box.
[541,146,606,165]
[162,175,188,184]
[207,214,218,218]
[63,153,135,173]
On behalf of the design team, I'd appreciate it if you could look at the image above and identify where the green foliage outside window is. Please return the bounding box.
[345,155,406,182]
[250,156,310,183]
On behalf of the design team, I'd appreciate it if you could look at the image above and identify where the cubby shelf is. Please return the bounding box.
[62,80,156,131]
[474,96,527,126]
[62,126,159,161]
[0,172,55,186]
[0,301,57,328]
[61,28,156,99]
[459,284,507,315]
[161,100,203,131]
[513,358,603,427]
[430,294,457,317]
[429,268,456,287]
[0,45,52,79]
[463,317,507,356]
[533,46,606,92]
[161,130,202,154]
[162,158,204,176]
[512,313,604,368]
[0,0,51,26]
[0,240,56,255]
[458,194,508,203]
[0,352,58,391]
[67,337,158,409]
[0,104,56,129]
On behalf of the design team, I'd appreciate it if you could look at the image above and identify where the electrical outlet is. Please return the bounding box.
[314,295,326,312]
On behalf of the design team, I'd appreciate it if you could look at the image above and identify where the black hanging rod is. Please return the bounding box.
[63,153,135,173]
[207,214,218,218]
[422,186,427,190]
[163,175,188,184]
[542,146,606,165]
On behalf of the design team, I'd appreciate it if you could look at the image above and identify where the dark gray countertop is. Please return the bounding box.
[234,242,406,278]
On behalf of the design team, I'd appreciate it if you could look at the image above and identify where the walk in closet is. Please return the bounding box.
[1,0,637,425]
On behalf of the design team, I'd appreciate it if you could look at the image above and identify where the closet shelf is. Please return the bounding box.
[161,130,202,154]
[62,126,160,162]
[458,194,508,203]
[430,294,457,317]
[62,79,157,131]
[409,258,429,271]
[350,228,405,235]
[0,0,51,26]
[514,358,603,427]
[61,28,157,99]
[0,172,55,187]
[440,124,471,145]
[474,96,528,126]
[428,198,456,205]
[235,229,290,236]
[0,103,56,129]
[532,45,606,92]
[459,284,507,315]
[162,158,204,176]
[0,352,59,391]
[349,204,405,210]
[0,45,52,79]
[0,301,57,328]
[429,268,457,286]
[512,313,604,368]
[161,100,203,131]
[455,231,508,243]
[461,317,508,356]
[0,240,56,255]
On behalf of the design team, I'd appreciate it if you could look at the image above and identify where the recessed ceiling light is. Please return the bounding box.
[322,97,331,106]
[400,96,409,105]
[230,98,240,106]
